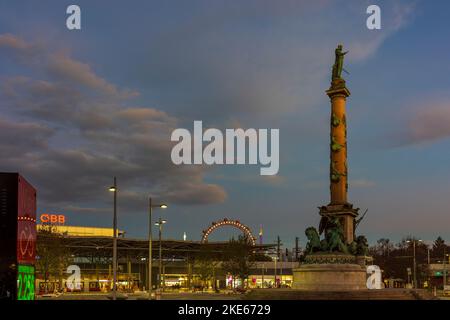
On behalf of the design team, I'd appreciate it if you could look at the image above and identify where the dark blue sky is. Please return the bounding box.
[1,0,450,249]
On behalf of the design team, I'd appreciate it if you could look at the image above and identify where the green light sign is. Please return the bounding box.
[435,271,443,277]
[17,264,35,300]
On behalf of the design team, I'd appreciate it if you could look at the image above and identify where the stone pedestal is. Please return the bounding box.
[292,263,366,291]
[292,253,367,291]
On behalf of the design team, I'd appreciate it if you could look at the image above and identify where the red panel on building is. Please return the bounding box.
[17,175,36,264]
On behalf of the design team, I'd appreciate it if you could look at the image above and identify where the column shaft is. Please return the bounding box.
[330,93,348,204]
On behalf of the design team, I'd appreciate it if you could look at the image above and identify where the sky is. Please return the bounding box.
[1,0,450,249]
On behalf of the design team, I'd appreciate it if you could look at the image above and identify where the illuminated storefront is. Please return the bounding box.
[37,213,124,238]
[246,274,293,289]
[37,224,125,237]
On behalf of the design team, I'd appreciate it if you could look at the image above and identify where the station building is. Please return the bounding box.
[35,215,296,293]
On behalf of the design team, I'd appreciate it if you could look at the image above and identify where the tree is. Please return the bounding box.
[370,236,431,287]
[221,235,256,289]
[376,238,394,257]
[194,245,219,291]
[431,236,448,259]
[36,225,71,293]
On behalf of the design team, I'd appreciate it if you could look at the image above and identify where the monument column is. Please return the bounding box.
[327,84,350,205]
[292,45,369,291]
[319,44,359,245]
[322,80,357,244]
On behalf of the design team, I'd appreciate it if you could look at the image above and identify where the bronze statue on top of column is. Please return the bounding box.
[331,44,348,81]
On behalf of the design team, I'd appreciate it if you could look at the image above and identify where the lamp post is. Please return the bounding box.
[155,218,167,290]
[407,239,422,289]
[108,177,118,300]
[274,256,278,288]
[261,263,265,289]
[148,198,167,299]
[443,248,449,289]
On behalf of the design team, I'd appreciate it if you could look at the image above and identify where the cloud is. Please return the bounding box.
[0,34,227,213]
[56,205,110,215]
[0,117,54,156]
[0,33,48,66]
[347,1,415,61]
[47,53,138,99]
[126,0,414,122]
[212,172,286,187]
[0,33,30,50]
[408,103,450,144]
[1,76,84,123]
[165,181,227,205]
[0,34,136,99]
[384,101,450,147]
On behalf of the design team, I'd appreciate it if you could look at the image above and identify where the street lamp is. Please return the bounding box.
[443,249,449,289]
[109,177,118,300]
[407,239,422,289]
[261,263,266,289]
[148,198,167,299]
[273,256,278,288]
[155,218,167,291]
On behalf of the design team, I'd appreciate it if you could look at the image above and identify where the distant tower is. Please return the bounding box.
[258,225,263,245]
[277,236,281,260]
[183,232,187,241]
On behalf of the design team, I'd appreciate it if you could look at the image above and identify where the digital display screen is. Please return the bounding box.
[17,264,35,300]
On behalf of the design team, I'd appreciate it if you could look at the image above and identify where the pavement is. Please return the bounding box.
[36,289,445,300]
[37,292,241,300]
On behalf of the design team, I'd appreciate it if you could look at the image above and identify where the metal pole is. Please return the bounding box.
[112,177,117,300]
[159,219,163,289]
[261,263,264,289]
[274,257,277,288]
[444,248,447,289]
[187,258,192,291]
[427,247,431,289]
[277,236,281,260]
[148,197,153,299]
[163,265,166,291]
[413,241,417,289]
